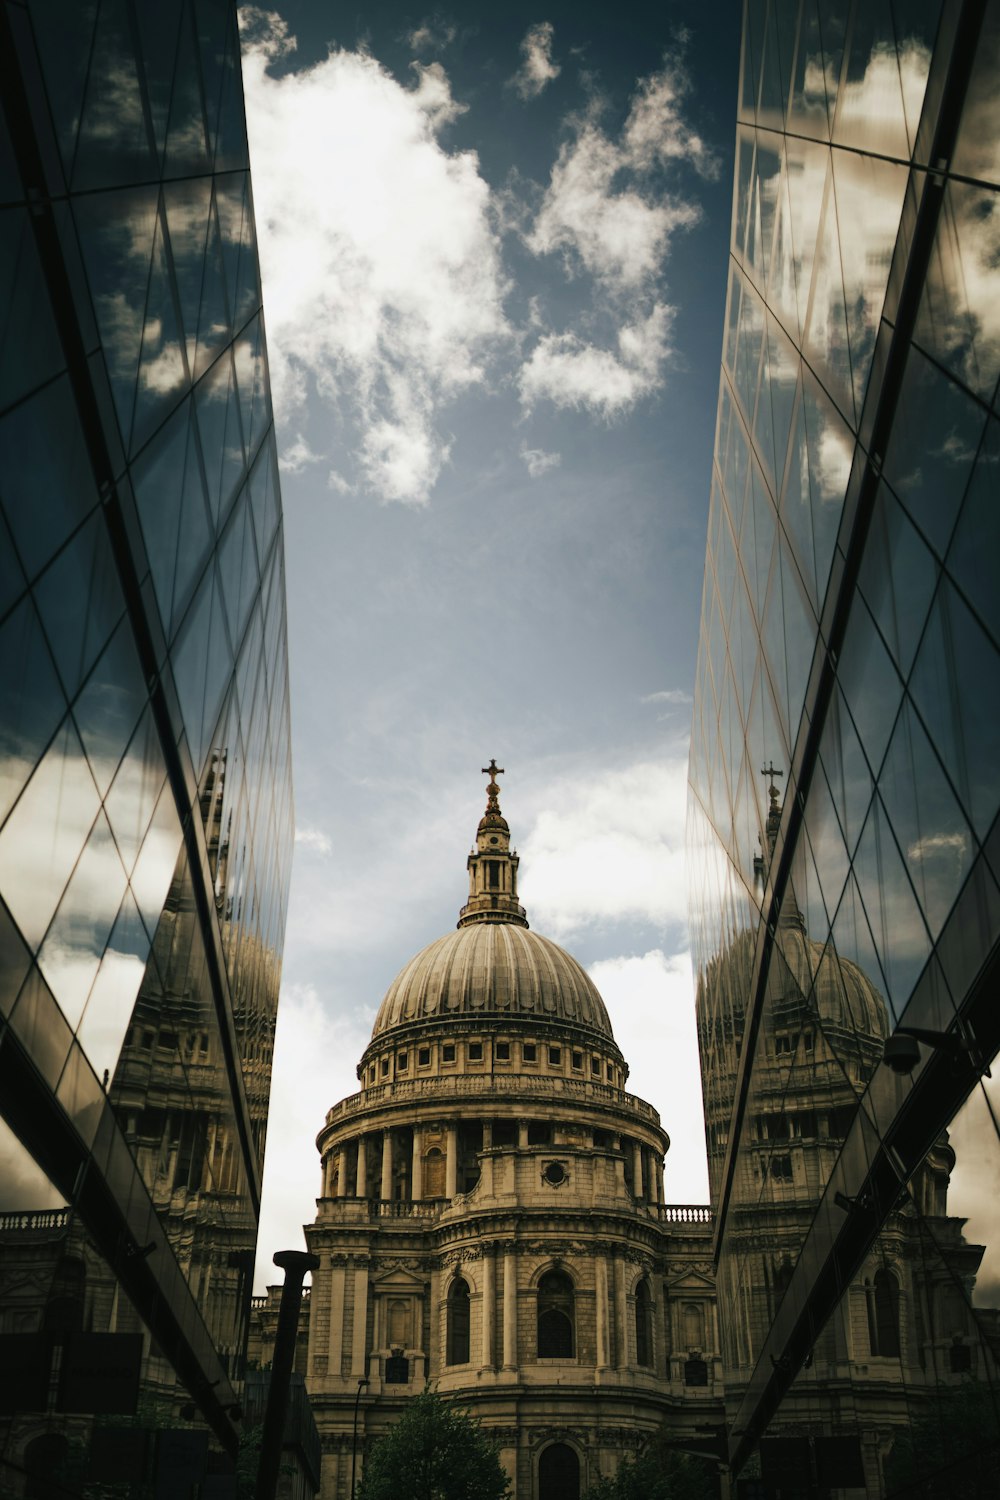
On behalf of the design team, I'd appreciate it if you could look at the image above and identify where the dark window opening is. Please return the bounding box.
[442,1044,456,1063]
[528,1121,552,1145]
[488,860,500,888]
[381,1057,389,1076]
[769,1155,793,1181]
[606,1063,614,1081]
[397,1052,408,1070]
[418,1047,430,1066]
[548,1046,561,1066]
[493,1120,516,1146]
[538,1443,579,1500]
[591,1057,600,1076]
[684,1356,709,1386]
[468,1041,483,1061]
[446,1278,470,1365]
[537,1271,575,1358]
[495,1041,510,1061]
[523,1043,537,1062]
[543,1161,566,1185]
[593,1129,612,1148]
[385,1355,409,1383]
[950,1341,972,1373]
[868,1271,901,1358]
[572,1051,583,1069]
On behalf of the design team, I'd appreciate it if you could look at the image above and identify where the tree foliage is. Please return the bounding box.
[883,1381,1000,1498]
[583,1433,720,1500]
[357,1388,511,1500]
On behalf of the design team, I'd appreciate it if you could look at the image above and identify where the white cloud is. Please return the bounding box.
[407,18,457,54]
[327,469,352,495]
[519,754,689,937]
[279,432,321,475]
[519,443,561,478]
[518,303,674,416]
[642,688,692,705]
[590,949,709,1203]
[509,21,561,100]
[295,825,332,856]
[527,57,714,297]
[255,982,371,1289]
[238,9,510,504]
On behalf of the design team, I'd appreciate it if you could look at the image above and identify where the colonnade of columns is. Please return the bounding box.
[321,1125,666,1205]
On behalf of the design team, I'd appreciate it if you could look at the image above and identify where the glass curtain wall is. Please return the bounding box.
[688,0,1000,1494]
[0,0,292,1491]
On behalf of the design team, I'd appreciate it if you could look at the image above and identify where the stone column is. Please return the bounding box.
[502,1248,518,1369]
[350,1261,369,1377]
[517,1120,529,1149]
[411,1127,423,1201]
[595,1255,611,1371]
[482,1121,493,1148]
[652,1155,663,1204]
[337,1146,349,1198]
[380,1130,393,1201]
[632,1141,644,1199]
[328,1262,346,1377]
[613,1254,628,1367]
[355,1136,368,1198]
[445,1124,458,1198]
[482,1247,496,1369]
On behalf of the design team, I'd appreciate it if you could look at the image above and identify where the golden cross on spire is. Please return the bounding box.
[761,761,784,806]
[482,759,504,808]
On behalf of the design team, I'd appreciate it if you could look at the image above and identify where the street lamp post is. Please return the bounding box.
[351,1375,370,1500]
[255,1249,320,1500]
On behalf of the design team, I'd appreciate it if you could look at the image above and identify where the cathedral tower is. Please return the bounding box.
[302,768,721,1500]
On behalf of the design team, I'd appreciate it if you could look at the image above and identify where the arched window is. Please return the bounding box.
[684,1355,709,1386]
[446,1277,470,1365]
[868,1270,901,1358]
[538,1442,580,1500]
[635,1279,653,1367]
[537,1270,575,1358]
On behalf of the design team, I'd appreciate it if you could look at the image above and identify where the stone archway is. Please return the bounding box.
[538,1442,580,1500]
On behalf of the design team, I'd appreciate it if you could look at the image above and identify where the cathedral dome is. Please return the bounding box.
[371,921,615,1039]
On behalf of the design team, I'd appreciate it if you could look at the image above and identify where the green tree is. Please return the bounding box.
[583,1435,720,1500]
[357,1387,511,1500]
[883,1381,1000,1497]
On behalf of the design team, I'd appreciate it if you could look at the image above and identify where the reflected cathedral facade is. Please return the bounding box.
[0,0,292,1494]
[688,0,1000,1495]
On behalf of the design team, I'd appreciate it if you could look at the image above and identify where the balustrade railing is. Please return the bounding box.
[0,1208,70,1232]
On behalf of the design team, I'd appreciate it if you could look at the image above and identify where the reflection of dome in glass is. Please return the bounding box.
[773,920,889,1041]
[371,923,615,1039]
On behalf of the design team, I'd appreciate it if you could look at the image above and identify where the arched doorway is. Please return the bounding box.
[538,1442,579,1500]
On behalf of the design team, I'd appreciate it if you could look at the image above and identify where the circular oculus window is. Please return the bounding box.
[543,1161,567,1186]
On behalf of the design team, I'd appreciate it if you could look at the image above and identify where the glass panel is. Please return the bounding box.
[914,179,1000,405]
[951,5,1000,186]
[76,887,151,1082]
[164,0,211,178]
[72,614,148,799]
[883,344,986,559]
[0,595,65,827]
[787,0,839,139]
[72,186,159,444]
[195,191,230,382]
[71,0,155,191]
[104,703,168,876]
[857,482,939,680]
[831,149,908,415]
[832,0,911,159]
[0,375,99,582]
[909,578,1000,845]
[782,136,831,343]
[32,509,124,701]
[945,414,1000,651]
[194,347,245,529]
[802,160,855,426]
[128,780,183,940]
[37,811,128,1029]
[0,208,64,412]
[132,201,188,452]
[0,718,100,951]
[879,697,974,941]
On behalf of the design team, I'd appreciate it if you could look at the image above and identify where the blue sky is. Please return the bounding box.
[239,1,741,1286]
